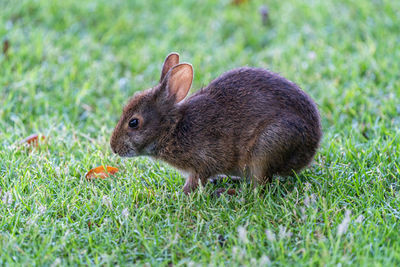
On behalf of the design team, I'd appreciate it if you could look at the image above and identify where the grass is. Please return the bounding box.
[1,0,399,265]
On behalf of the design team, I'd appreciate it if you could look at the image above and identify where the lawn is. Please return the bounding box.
[1,0,400,265]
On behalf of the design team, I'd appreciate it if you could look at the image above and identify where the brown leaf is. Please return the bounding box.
[232,0,248,5]
[214,188,226,197]
[226,188,238,196]
[20,134,45,147]
[214,188,239,197]
[3,39,9,56]
[86,166,119,180]
[87,221,100,229]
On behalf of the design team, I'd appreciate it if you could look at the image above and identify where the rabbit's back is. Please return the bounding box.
[202,67,318,124]
[176,67,321,176]
[183,67,320,139]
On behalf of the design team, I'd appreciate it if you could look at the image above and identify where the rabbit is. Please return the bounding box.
[110,52,322,194]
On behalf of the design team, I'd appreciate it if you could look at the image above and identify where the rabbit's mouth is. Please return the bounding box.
[111,144,138,158]
[119,146,139,157]
[118,150,138,158]
[117,142,157,157]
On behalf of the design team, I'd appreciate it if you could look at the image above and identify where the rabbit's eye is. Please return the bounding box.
[129,118,139,129]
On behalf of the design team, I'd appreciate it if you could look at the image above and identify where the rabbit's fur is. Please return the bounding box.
[111,53,322,194]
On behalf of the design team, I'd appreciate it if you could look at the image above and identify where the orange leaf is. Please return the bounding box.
[86,166,119,180]
[20,134,45,147]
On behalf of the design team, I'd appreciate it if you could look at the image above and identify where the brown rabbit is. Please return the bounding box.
[110,52,322,194]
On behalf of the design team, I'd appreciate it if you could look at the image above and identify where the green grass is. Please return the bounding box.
[1,0,400,265]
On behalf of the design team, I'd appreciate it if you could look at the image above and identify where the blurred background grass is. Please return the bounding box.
[1,0,399,138]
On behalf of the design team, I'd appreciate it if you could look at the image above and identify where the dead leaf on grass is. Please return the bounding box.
[85,166,119,180]
[232,0,248,5]
[20,134,45,147]
[3,39,9,56]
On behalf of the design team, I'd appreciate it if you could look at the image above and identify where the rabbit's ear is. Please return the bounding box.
[160,52,180,82]
[165,63,193,103]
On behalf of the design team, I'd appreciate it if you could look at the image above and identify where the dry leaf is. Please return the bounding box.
[20,134,45,147]
[86,166,119,180]
[214,188,226,197]
[3,39,9,56]
[226,188,237,195]
[232,0,248,5]
[214,188,239,197]
[87,221,100,229]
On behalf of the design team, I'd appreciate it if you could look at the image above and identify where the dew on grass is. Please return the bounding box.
[278,225,292,240]
[265,229,275,242]
[102,195,113,209]
[121,208,130,218]
[337,210,352,236]
[238,225,248,244]
[304,182,312,191]
[355,215,364,224]
[38,204,47,215]
[2,191,13,205]
[259,255,271,265]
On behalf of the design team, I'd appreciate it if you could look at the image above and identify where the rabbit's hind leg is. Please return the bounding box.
[248,158,274,185]
[249,120,303,184]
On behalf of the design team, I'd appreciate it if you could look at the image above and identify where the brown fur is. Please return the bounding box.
[110,53,322,194]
